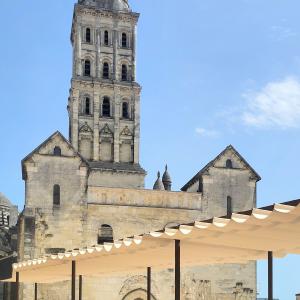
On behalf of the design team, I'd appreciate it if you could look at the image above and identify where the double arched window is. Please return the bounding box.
[53,185,60,206]
[104,31,109,46]
[122,102,129,119]
[121,64,128,81]
[85,97,91,115]
[86,28,91,43]
[102,97,111,117]
[122,33,127,48]
[53,146,62,156]
[103,62,109,79]
[84,60,91,77]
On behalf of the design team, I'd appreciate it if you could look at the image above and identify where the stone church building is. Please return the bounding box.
[15,0,261,299]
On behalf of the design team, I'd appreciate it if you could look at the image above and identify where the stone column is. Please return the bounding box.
[76,24,82,76]
[72,89,80,151]
[131,24,137,81]
[113,29,118,80]
[96,29,101,78]
[113,88,120,163]
[133,89,140,164]
[93,91,100,160]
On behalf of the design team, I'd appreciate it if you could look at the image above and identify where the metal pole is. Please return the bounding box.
[79,275,82,300]
[72,261,76,300]
[16,272,19,300]
[147,267,151,300]
[175,240,180,300]
[34,283,38,300]
[268,251,273,300]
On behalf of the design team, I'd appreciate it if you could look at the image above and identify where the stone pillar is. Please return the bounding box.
[96,29,101,78]
[133,89,140,164]
[131,24,137,81]
[113,89,120,163]
[71,90,80,151]
[93,91,100,160]
[113,29,118,80]
[76,24,82,76]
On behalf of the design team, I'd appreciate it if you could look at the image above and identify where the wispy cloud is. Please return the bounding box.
[270,25,297,41]
[242,77,300,129]
[195,127,219,138]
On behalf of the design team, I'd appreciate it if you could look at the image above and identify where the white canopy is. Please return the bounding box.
[8,200,300,283]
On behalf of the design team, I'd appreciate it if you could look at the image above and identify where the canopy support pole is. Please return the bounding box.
[147,267,151,300]
[35,283,38,300]
[16,271,19,300]
[175,240,180,300]
[79,275,82,300]
[72,261,76,300]
[268,251,273,300]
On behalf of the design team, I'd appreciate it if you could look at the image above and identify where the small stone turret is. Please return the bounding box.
[153,172,165,191]
[162,165,172,191]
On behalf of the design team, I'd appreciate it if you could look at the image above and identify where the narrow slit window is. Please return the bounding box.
[121,65,127,81]
[104,31,109,45]
[53,185,60,206]
[103,63,109,79]
[86,28,91,43]
[122,33,127,48]
[122,102,129,119]
[84,60,91,76]
[102,97,111,117]
[85,97,91,115]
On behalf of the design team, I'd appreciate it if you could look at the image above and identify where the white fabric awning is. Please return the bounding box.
[8,200,300,283]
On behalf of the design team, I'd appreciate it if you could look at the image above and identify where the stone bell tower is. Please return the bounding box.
[68,0,142,166]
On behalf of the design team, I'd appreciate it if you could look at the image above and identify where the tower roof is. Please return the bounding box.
[153,172,165,191]
[162,165,172,184]
[78,0,130,12]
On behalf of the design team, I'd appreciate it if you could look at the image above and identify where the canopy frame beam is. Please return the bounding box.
[268,251,273,300]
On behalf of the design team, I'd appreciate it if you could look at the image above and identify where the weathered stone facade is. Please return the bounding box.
[17,1,261,299]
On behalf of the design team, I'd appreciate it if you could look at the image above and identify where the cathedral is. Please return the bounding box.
[1,0,262,299]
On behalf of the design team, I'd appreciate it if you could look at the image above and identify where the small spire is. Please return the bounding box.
[162,164,172,191]
[153,171,165,191]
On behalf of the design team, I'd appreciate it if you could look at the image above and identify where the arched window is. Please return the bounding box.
[84,60,91,76]
[86,28,91,43]
[85,97,91,115]
[122,102,129,119]
[102,97,111,117]
[53,185,60,206]
[104,31,109,45]
[227,196,232,217]
[121,64,128,81]
[53,146,62,156]
[103,62,109,79]
[226,159,233,169]
[122,33,127,48]
[98,224,113,244]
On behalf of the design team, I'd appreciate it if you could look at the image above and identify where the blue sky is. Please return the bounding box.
[1,0,300,298]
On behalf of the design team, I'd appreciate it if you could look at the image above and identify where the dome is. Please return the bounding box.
[153,172,165,191]
[0,193,11,207]
[162,165,172,183]
[79,0,130,12]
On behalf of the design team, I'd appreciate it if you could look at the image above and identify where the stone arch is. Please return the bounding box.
[122,289,156,300]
